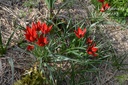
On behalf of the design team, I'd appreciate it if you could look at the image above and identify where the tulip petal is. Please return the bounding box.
[27,45,34,51]
[92,47,98,52]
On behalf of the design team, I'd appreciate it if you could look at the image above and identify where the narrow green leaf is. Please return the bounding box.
[5,30,16,50]
[8,57,14,85]
[0,28,3,46]
[45,0,50,9]
[0,21,5,55]
[52,0,70,19]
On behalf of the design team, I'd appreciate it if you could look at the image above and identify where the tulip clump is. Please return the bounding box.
[74,27,98,57]
[24,21,99,58]
[24,21,52,51]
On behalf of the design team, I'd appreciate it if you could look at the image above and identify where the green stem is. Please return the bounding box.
[50,8,53,19]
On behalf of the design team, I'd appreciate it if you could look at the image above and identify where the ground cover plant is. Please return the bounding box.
[0,22,15,56]
[91,0,128,24]
[15,19,105,85]
[0,0,128,85]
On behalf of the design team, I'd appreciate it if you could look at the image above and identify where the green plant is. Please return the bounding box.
[91,0,128,24]
[23,0,39,8]
[8,57,14,85]
[0,21,15,56]
[107,0,128,16]
[45,0,56,18]
[14,66,49,85]
[44,0,70,19]
[14,1,113,84]
[107,0,128,24]
[116,74,128,85]
[15,16,111,84]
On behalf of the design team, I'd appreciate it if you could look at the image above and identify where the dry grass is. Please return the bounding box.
[0,46,36,84]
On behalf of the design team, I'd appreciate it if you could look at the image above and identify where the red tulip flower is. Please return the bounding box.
[36,36,48,47]
[24,26,37,42]
[98,0,105,3]
[87,44,98,57]
[41,23,52,34]
[27,45,34,51]
[100,3,110,12]
[36,21,42,31]
[86,37,93,45]
[74,27,86,38]
[32,21,42,31]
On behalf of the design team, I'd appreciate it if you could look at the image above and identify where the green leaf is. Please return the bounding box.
[116,74,128,84]
[45,0,56,9]
[0,21,5,55]
[0,28,3,46]
[5,29,16,50]
[8,57,14,85]
[126,9,128,13]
